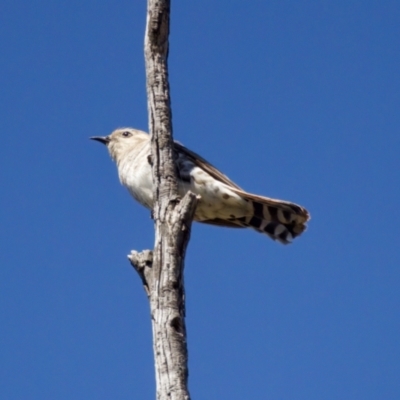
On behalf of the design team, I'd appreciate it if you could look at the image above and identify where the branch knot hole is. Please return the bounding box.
[170,316,184,335]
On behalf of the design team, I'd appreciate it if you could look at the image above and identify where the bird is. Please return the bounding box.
[91,128,310,244]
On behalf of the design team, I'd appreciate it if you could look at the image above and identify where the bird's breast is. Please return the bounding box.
[119,158,154,209]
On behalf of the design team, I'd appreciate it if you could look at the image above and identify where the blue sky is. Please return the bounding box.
[1,1,399,399]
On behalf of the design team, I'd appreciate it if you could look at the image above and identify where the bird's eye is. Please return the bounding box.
[122,131,132,137]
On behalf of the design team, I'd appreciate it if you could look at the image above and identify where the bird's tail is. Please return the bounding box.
[229,189,310,244]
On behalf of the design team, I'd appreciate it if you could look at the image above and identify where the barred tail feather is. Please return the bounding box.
[229,190,310,244]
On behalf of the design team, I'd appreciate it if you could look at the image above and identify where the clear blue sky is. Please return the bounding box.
[1,1,399,399]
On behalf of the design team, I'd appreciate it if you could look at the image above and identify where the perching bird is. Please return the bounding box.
[91,128,310,244]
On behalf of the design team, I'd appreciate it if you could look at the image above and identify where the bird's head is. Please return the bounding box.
[91,128,148,163]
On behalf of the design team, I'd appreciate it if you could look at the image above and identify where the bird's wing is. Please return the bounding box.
[174,142,243,190]
[174,141,310,240]
[174,142,248,228]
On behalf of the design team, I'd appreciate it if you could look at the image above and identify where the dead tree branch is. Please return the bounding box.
[129,1,197,399]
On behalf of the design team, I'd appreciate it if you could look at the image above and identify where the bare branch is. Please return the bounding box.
[128,250,153,296]
[129,1,197,399]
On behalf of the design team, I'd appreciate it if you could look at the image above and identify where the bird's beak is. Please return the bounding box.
[90,136,110,145]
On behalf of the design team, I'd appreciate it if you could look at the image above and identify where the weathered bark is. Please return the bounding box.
[128,1,197,399]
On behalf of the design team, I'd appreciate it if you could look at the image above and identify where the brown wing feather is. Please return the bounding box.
[174,142,243,190]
